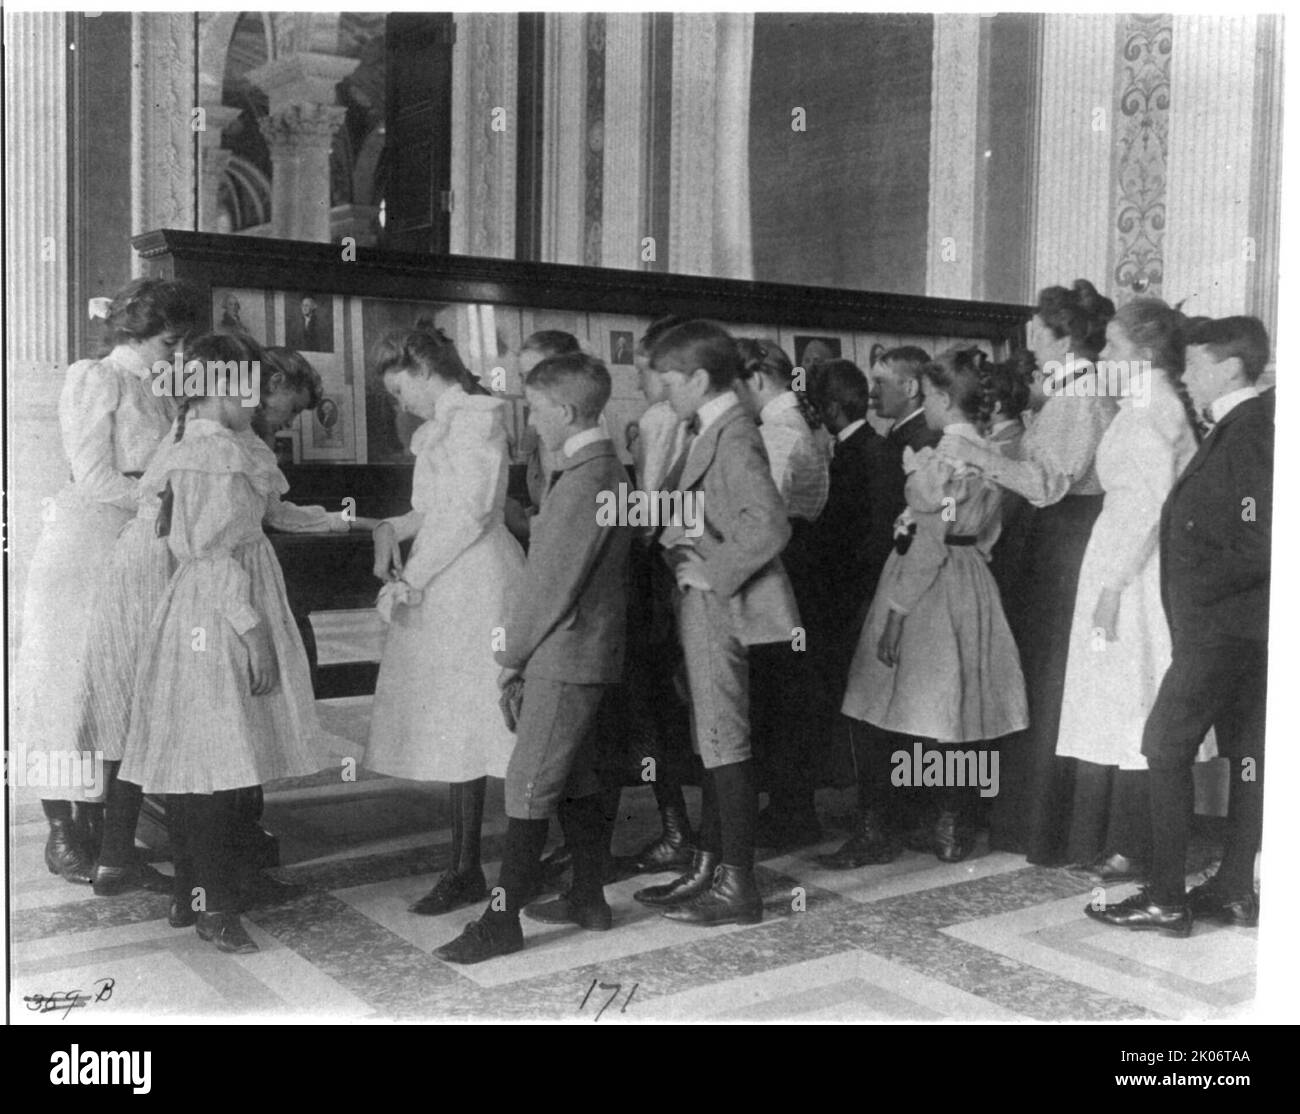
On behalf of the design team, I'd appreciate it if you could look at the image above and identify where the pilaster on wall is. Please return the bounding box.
[1033,14,1117,296]
[1111,15,1172,305]
[601,14,649,271]
[449,14,518,259]
[668,12,753,280]
[131,12,197,261]
[926,15,984,300]
[1163,16,1260,318]
[540,13,587,265]
[5,11,72,620]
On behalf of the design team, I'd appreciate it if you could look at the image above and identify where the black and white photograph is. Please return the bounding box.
[3,3,1295,1051]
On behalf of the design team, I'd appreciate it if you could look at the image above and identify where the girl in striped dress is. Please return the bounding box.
[120,334,326,954]
[80,343,353,898]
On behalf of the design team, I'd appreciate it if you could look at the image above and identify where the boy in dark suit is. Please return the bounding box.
[633,321,799,926]
[1088,316,1272,936]
[436,353,632,963]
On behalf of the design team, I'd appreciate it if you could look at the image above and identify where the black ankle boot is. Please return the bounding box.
[632,802,694,874]
[933,810,976,863]
[661,863,763,926]
[408,868,487,916]
[814,808,899,870]
[196,911,259,954]
[633,849,719,907]
[93,860,172,897]
[45,818,94,884]
[74,802,105,865]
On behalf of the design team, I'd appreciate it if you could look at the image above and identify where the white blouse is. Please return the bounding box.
[382,386,512,591]
[60,344,175,510]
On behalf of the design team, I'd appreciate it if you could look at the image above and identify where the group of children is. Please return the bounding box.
[18,274,1270,964]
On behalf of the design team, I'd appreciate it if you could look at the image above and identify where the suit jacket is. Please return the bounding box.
[496,439,632,681]
[811,421,895,626]
[1159,394,1272,643]
[878,409,943,533]
[662,403,799,646]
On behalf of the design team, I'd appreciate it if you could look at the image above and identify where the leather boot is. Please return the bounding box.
[196,911,259,954]
[661,863,763,926]
[93,860,173,897]
[75,802,105,864]
[814,809,899,870]
[933,810,976,863]
[631,802,694,874]
[44,818,94,884]
[633,849,719,907]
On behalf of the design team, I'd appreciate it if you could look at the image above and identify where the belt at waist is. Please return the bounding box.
[71,470,144,482]
[946,535,978,546]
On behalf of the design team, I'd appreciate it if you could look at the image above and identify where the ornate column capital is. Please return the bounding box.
[258,102,348,151]
[247,52,360,116]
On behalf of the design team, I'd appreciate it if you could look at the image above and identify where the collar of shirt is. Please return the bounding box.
[837,418,867,443]
[564,425,611,458]
[759,391,800,425]
[432,382,467,419]
[892,407,924,433]
[989,418,1018,439]
[694,390,739,437]
[110,343,153,379]
[943,421,984,444]
[1208,385,1259,424]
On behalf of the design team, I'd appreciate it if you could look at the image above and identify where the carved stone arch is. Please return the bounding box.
[197,11,241,102]
[268,12,344,58]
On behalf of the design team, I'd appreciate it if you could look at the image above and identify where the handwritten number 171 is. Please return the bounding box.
[579,979,638,1021]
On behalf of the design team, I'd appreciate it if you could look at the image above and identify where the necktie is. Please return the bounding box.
[661,416,699,493]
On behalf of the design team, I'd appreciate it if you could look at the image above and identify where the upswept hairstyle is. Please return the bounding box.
[1036,278,1115,359]
[264,346,325,410]
[103,277,203,348]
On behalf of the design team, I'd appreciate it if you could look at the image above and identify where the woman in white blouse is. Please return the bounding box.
[1054,299,1210,881]
[13,278,200,883]
[942,279,1118,864]
[365,329,526,916]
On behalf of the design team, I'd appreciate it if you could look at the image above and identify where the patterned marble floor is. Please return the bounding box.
[9,695,1259,1025]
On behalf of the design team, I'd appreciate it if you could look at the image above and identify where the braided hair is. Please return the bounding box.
[1115,297,1203,444]
[736,337,822,428]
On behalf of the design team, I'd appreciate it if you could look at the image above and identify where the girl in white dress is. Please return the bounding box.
[365,329,526,915]
[121,334,326,954]
[1055,299,1210,881]
[13,278,200,884]
[81,345,358,898]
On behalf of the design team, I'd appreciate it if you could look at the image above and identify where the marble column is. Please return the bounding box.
[1163,16,1259,318]
[248,53,359,243]
[198,104,242,233]
[449,13,518,259]
[1032,14,1117,295]
[925,15,984,300]
[5,10,72,614]
[131,12,197,257]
